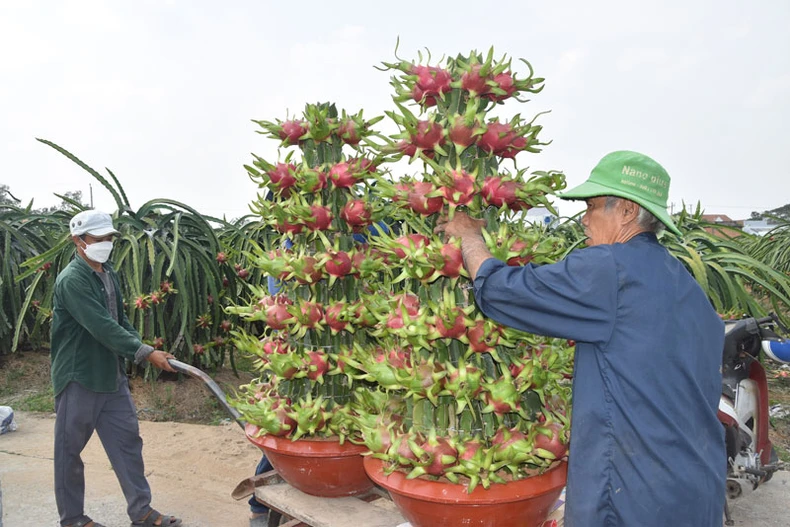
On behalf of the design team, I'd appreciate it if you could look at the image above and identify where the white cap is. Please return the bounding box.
[69,210,121,237]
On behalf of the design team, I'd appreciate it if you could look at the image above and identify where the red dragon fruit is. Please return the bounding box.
[327,162,360,188]
[403,181,443,216]
[440,169,477,207]
[506,239,534,266]
[324,250,352,278]
[436,242,464,278]
[135,295,150,310]
[347,157,378,174]
[486,71,517,102]
[434,307,468,339]
[476,121,516,155]
[291,255,324,285]
[259,336,293,356]
[466,319,502,353]
[267,163,298,194]
[340,199,372,228]
[418,435,458,476]
[392,234,430,259]
[296,167,327,193]
[533,422,568,459]
[498,135,528,159]
[387,345,411,369]
[460,64,490,95]
[295,301,324,329]
[324,302,349,333]
[337,118,362,145]
[304,204,333,231]
[447,115,480,148]
[410,65,452,106]
[397,140,418,158]
[305,351,329,381]
[481,175,520,208]
[264,303,293,330]
[410,120,445,150]
[279,120,308,145]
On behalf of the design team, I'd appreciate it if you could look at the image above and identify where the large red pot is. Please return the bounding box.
[364,456,566,527]
[245,424,373,497]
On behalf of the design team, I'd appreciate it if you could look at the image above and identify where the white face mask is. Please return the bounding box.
[83,240,114,263]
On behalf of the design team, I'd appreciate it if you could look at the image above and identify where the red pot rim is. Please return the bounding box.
[245,423,367,458]
[363,456,567,505]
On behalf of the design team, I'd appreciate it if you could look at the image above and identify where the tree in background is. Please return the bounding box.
[0,184,21,205]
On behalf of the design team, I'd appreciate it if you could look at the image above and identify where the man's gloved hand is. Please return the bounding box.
[147,350,177,372]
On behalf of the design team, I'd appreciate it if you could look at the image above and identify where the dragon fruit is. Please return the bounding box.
[337,118,362,145]
[405,181,443,216]
[481,175,520,208]
[327,161,360,188]
[410,120,445,151]
[460,64,490,95]
[410,65,452,106]
[267,163,298,194]
[340,199,372,227]
[279,120,308,145]
[447,115,480,148]
[304,204,333,231]
[440,169,477,207]
[476,121,516,155]
[485,71,517,102]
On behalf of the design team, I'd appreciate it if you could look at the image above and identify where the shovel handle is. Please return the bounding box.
[167,359,246,430]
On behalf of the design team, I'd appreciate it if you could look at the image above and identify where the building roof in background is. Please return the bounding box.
[699,213,743,238]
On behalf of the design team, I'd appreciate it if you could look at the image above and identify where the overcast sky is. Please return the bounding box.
[2,0,789,221]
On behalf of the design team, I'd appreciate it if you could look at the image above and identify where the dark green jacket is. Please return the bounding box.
[50,256,143,396]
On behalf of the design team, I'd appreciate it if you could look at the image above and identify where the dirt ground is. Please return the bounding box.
[2,350,790,527]
[0,350,264,527]
[1,412,262,527]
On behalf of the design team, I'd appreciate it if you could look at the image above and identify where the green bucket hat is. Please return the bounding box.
[560,150,681,236]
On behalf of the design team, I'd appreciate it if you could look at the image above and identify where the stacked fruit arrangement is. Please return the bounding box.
[230,48,575,492]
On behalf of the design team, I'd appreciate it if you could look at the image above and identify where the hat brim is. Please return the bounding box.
[560,180,682,237]
[83,226,121,237]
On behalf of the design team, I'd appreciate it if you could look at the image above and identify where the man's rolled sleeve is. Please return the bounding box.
[134,344,154,365]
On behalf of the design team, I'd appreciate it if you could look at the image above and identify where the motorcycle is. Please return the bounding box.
[719,313,790,525]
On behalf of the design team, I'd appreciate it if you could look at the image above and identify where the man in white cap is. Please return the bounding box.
[439,151,725,526]
[51,210,182,527]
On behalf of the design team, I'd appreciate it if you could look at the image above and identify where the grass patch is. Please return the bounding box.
[16,386,55,412]
[0,368,25,397]
[775,444,790,463]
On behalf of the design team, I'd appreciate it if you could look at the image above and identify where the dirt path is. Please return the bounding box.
[1,412,261,527]
[2,411,789,527]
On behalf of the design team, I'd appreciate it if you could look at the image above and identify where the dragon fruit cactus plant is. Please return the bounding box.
[227,102,394,443]
[228,47,574,494]
[352,48,575,492]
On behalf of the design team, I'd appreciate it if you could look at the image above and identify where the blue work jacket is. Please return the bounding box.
[474,232,725,526]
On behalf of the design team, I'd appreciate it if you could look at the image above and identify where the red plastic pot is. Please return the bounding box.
[364,456,566,527]
[245,424,373,497]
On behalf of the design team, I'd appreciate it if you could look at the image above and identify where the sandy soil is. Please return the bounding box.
[0,411,262,527]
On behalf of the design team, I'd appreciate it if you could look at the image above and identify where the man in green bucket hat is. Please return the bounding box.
[439,151,725,526]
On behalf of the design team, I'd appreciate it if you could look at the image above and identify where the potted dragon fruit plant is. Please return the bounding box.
[227,48,573,524]
[227,101,394,497]
[347,48,574,527]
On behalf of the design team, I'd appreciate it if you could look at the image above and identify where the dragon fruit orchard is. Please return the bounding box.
[228,48,574,494]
